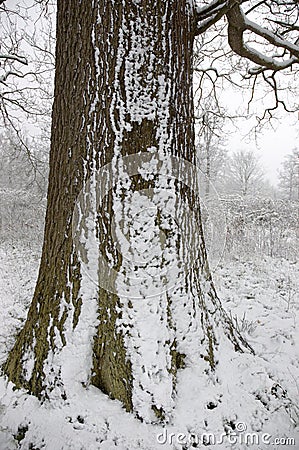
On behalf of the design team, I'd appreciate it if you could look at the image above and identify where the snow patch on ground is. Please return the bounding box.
[0,244,298,449]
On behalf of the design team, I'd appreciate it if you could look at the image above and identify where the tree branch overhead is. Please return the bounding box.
[195,0,299,73]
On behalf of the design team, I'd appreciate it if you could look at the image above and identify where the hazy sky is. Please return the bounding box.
[227,113,298,186]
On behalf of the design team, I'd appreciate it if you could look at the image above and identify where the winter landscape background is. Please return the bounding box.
[0,0,298,448]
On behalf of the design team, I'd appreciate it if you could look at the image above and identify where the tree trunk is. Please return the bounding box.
[4,0,252,423]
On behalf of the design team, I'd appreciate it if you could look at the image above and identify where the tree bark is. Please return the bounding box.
[3,0,252,423]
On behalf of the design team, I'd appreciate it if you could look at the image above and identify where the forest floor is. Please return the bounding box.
[0,241,298,449]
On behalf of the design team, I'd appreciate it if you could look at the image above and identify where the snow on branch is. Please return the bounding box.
[0,54,29,90]
[0,54,28,65]
[0,70,24,84]
[195,0,299,73]
[195,0,230,34]
[226,3,299,73]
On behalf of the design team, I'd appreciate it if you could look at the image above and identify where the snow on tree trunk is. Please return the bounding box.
[4,0,252,423]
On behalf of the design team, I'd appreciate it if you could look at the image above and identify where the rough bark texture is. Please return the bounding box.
[3,0,252,422]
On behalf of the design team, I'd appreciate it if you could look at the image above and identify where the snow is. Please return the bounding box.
[0,242,298,449]
[226,4,299,72]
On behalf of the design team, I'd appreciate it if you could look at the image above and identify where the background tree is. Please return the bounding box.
[0,131,47,245]
[224,149,265,197]
[0,0,54,249]
[278,148,299,201]
[0,0,55,158]
[3,0,299,425]
[196,100,227,197]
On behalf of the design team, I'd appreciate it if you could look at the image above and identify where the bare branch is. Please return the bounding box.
[266,18,299,34]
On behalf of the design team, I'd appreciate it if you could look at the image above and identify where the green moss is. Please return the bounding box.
[91,288,133,412]
[72,297,83,329]
[13,424,28,445]
[152,405,166,422]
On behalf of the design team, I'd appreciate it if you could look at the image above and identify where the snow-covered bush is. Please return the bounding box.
[0,132,47,246]
[220,195,298,261]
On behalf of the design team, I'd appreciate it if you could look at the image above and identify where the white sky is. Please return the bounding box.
[227,113,298,186]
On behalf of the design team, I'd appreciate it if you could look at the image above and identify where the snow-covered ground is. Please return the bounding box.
[0,242,298,449]
[215,255,299,404]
